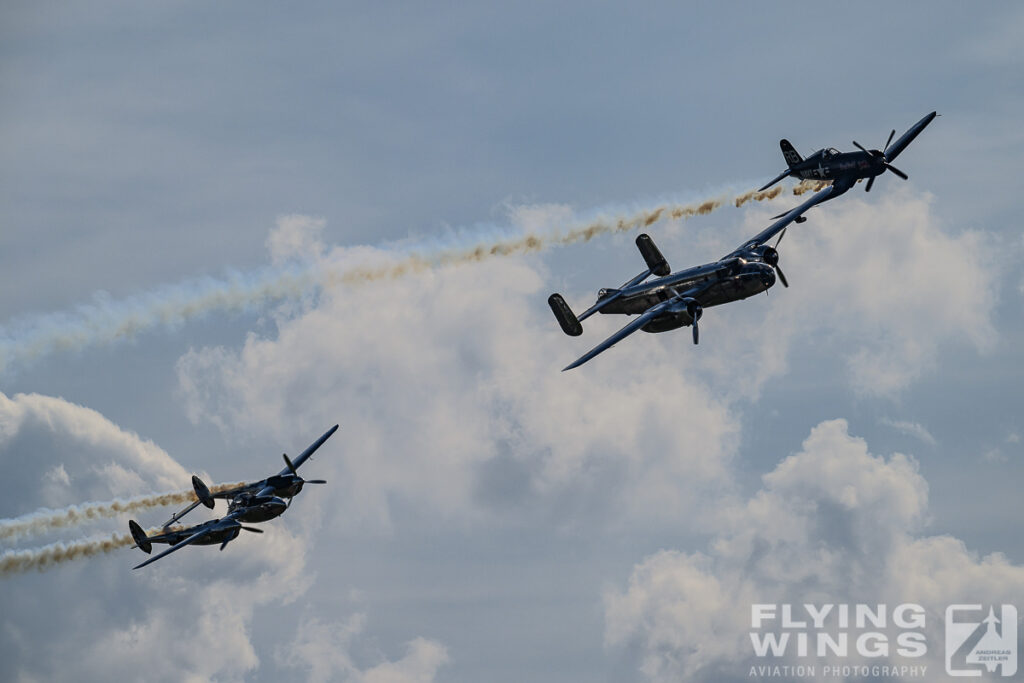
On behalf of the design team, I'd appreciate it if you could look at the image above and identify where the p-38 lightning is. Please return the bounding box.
[759,111,937,213]
[129,424,338,569]
[548,189,828,371]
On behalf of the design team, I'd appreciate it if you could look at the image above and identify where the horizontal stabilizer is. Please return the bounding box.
[635,234,670,276]
[548,294,583,336]
[758,168,791,192]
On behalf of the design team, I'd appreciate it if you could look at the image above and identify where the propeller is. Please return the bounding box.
[852,133,909,191]
[761,246,789,288]
[667,297,703,344]
[241,526,263,533]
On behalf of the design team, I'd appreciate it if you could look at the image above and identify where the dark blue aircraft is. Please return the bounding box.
[548,189,828,371]
[129,425,338,569]
[759,111,937,213]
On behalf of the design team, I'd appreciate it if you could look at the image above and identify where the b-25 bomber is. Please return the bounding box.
[548,189,828,371]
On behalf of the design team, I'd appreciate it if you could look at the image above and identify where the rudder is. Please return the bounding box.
[780,139,803,167]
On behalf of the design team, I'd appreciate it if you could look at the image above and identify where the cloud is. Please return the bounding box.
[0,392,443,683]
[0,391,189,516]
[176,249,741,529]
[278,614,449,683]
[267,214,327,266]
[604,419,1024,682]
[673,189,999,399]
[879,418,938,446]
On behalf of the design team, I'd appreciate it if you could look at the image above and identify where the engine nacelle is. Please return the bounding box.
[682,297,703,322]
[192,475,215,509]
[759,246,780,268]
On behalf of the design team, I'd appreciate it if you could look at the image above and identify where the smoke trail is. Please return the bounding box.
[0,482,245,542]
[0,526,179,576]
[0,183,804,373]
[792,179,831,195]
[733,185,784,207]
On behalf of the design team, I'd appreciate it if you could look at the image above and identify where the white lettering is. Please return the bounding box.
[856,604,886,628]
[816,632,847,657]
[782,604,806,628]
[805,603,832,628]
[750,632,789,657]
[896,631,927,657]
[856,631,888,657]
[751,604,776,629]
[893,603,926,629]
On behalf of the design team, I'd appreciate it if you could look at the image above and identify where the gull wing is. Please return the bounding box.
[725,185,834,257]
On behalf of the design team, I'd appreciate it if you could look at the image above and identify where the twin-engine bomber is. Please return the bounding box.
[548,189,829,371]
[129,424,338,569]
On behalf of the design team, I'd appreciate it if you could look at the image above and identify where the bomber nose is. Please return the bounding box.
[761,266,776,288]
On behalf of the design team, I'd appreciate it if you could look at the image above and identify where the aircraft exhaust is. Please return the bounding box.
[0,183,809,373]
[0,482,245,542]
[0,527,167,577]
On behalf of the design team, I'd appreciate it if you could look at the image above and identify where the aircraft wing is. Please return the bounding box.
[159,499,203,529]
[158,481,258,528]
[885,111,937,162]
[562,285,709,371]
[276,425,339,476]
[133,515,240,570]
[724,185,834,258]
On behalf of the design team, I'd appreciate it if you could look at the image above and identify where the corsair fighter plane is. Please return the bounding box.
[759,111,937,213]
[548,189,829,371]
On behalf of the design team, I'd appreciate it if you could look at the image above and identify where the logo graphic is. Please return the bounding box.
[946,604,1018,677]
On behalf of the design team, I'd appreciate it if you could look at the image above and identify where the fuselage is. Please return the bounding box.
[228,495,288,523]
[793,148,885,183]
[596,257,776,333]
[149,520,240,547]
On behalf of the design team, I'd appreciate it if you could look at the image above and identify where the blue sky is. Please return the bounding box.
[1,3,1023,682]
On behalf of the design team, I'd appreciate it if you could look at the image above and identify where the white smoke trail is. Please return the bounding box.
[0,526,177,576]
[0,482,245,542]
[0,183,802,373]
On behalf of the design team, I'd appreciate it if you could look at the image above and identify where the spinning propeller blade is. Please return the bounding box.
[775,264,789,288]
[865,176,876,193]
[885,164,908,180]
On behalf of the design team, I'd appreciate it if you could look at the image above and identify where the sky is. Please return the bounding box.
[1,2,1023,682]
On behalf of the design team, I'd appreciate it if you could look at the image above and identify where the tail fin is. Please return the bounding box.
[635,234,670,276]
[129,519,152,554]
[548,294,583,336]
[780,139,803,167]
